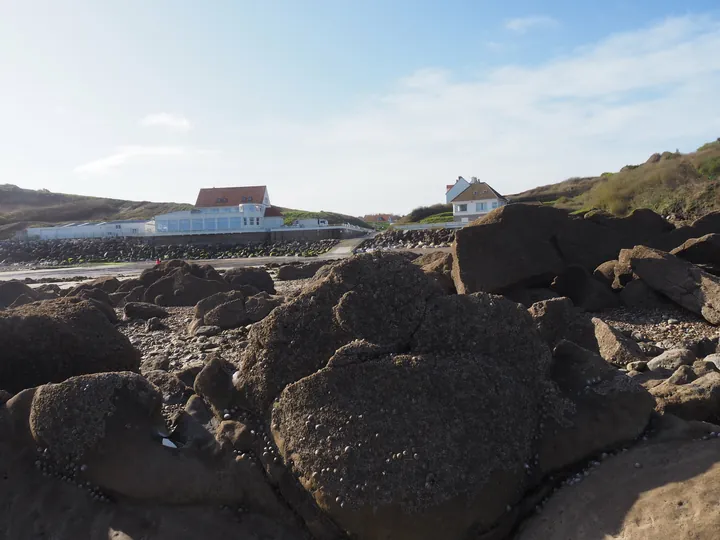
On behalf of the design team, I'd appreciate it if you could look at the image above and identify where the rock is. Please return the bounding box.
[244,294,283,323]
[224,267,276,294]
[703,353,720,371]
[503,287,559,307]
[413,252,456,294]
[87,276,120,293]
[671,233,720,267]
[613,252,636,289]
[215,420,255,452]
[625,245,720,324]
[144,369,193,406]
[205,299,247,330]
[143,264,230,307]
[8,293,35,309]
[123,301,170,320]
[550,265,620,311]
[194,354,235,414]
[0,298,140,394]
[193,325,221,337]
[0,280,37,309]
[452,204,568,294]
[516,439,720,540]
[592,318,647,366]
[85,297,119,324]
[528,297,599,352]
[276,261,327,281]
[627,361,648,372]
[116,278,144,293]
[123,285,146,305]
[646,348,696,372]
[593,260,617,288]
[537,341,654,475]
[619,278,668,308]
[145,316,165,331]
[639,342,665,357]
[34,283,61,300]
[236,253,443,413]
[693,359,720,377]
[650,372,720,421]
[140,353,170,373]
[667,365,697,385]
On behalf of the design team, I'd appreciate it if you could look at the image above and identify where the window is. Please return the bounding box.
[210,208,220,213]
[156,220,168,232]
[179,219,190,231]
[216,197,228,204]
[204,218,217,230]
[492,201,498,209]
[256,218,262,227]
[168,220,179,232]
[217,217,229,230]
[115,224,121,229]
[131,228,138,234]
[229,217,242,230]
[243,217,248,226]
[192,219,203,231]
[476,202,487,212]
[456,204,467,212]
[249,217,255,226]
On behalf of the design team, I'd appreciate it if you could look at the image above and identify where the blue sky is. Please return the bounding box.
[1,1,720,215]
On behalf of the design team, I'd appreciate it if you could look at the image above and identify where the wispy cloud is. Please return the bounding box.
[505,15,558,33]
[74,146,214,175]
[221,15,720,215]
[140,113,192,132]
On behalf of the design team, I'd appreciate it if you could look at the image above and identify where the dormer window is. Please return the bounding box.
[216,196,228,204]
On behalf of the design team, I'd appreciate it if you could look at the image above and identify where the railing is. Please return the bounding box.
[393,222,465,231]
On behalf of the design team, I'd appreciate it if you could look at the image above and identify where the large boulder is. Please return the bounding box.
[619,278,668,308]
[646,348,696,372]
[413,251,455,294]
[625,245,720,324]
[123,302,170,321]
[650,371,720,422]
[537,340,654,475]
[223,267,276,294]
[143,266,230,306]
[87,276,120,294]
[0,298,140,393]
[528,297,599,352]
[451,205,673,295]
[671,233,720,268]
[517,438,720,540]
[0,281,37,309]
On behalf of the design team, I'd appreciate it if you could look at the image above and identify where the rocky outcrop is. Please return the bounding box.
[0,298,140,393]
[143,265,230,306]
[619,278,668,308]
[276,261,327,281]
[650,372,720,422]
[413,251,455,294]
[625,245,720,324]
[550,265,619,311]
[671,233,720,268]
[189,291,283,335]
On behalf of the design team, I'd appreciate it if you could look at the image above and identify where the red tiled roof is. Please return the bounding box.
[264,206,284,217]
[195,186,267,207]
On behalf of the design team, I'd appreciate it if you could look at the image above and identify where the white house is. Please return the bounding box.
[26,220,148,240]
[153,186,286,234]
[450,180,508,223]
[445,176,471,204]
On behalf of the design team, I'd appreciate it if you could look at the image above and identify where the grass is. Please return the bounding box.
[419,212,454,224]
[278,208,371,229]
[510,138,720,218]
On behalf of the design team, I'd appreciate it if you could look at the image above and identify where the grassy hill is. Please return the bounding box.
[279,208,371,229]
[510,138,720,217]
[0,185,371,239]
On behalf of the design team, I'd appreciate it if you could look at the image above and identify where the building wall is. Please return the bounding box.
[452,198,505,222]
[145,227,365,246]
[154,206,269,234]
[27,222,147,240]
[446,178,471,204]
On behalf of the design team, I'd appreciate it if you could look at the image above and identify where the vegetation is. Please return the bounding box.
[420,212,454,224]
[399,203,452,224]
[510,138,720,218]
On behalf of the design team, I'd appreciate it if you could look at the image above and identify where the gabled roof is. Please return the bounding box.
[451,182,507,203]
[264,206,284,217]
[195,186,267,207]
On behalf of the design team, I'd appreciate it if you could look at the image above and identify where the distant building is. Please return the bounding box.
[25,220,148,240]
[450,179,507,223]
[153,186,286,234]
[362,214,400,224]
[445,176,471,204]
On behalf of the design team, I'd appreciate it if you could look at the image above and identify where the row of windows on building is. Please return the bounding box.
[455,201,501,213]
[156,216,262,233]
[194,205,263,214]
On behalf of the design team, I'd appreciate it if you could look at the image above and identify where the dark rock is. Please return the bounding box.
[593,260,617,288]
[194,325,221,337]
[144,369,193,406]
[551,265,620,311]
[175,361,206,387]
[619,279,668,308]
[414,251,455,294]
[123,302,170,321]
[116,278,144,293]
[503,287,559,307]
[671,233,720,267]
[0,281,37,309]
[194,355,235,414]
[528,297,599,352]
[144,266,230,307]
[537,341,654,475]
[667,365,697,385]
[276,261,327,281]
[145,316,165,331]
[245,294,283,323]
[87,276,121,294]
[0,298,140,393]
[224,267,276,294]
[625,246,720,324]
[8,294,35,309]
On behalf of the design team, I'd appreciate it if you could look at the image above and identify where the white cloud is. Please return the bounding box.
[140,113,192,132]
[505,15,558,33]
[219,15,720,215]
[74,146,214,175]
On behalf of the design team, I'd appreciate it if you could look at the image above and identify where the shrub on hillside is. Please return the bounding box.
[699,156,720,179]
[402,203,452,223]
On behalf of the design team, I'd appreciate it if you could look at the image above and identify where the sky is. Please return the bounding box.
[1,1,720,216]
